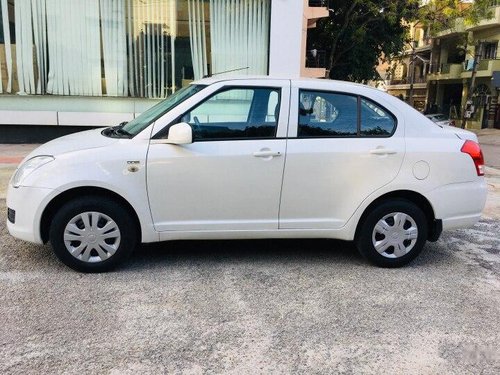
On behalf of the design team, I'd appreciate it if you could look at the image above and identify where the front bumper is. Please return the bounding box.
[6,184,55,244]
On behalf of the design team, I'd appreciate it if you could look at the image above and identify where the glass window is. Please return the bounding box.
[298,90,357,137]
[180,87,280,140]
[0,0,271,98]
[360,98,395,136]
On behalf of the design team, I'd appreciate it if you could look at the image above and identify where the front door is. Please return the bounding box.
[147,83,289,231]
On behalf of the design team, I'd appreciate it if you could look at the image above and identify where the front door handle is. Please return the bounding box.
[370,148,397,155]
[253,150,282,158]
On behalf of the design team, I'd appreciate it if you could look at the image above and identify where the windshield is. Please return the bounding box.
[121,84,207,136]
[427,114,447,122]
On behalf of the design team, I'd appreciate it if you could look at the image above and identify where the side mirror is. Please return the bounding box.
[165,122,193,145]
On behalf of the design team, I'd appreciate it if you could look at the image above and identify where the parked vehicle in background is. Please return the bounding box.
[425,113,456,127]
[6,77,487,272]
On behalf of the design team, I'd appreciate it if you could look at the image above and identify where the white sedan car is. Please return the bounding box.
[7,77,487,272]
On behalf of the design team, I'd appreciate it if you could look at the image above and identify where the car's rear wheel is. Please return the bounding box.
[49,196,137,272]
[356,199,428,267]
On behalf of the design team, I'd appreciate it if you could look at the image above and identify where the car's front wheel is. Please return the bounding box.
[356,199,428,267]
[49,196,138,272]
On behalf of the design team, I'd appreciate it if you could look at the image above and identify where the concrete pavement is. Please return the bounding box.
[0,133,499,374]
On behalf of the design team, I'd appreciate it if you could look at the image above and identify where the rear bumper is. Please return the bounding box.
[427,179,487,231]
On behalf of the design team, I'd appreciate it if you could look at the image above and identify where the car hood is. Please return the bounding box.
[440,125,478,142]
[22,128,118,162]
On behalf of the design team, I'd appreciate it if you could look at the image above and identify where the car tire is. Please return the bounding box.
[49,196,138,273]
[356,199,428,268]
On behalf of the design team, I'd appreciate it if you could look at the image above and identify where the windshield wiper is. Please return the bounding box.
[114,127,132,137]
[102,122,131,138]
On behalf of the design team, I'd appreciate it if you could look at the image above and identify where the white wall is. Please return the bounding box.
[268,0,304,78]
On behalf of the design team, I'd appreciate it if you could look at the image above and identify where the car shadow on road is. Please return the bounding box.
[131,238,361,266]
[124,238,449,271]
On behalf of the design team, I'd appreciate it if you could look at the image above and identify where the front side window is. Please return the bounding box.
[298,90,357,137]
[181,87,281,140]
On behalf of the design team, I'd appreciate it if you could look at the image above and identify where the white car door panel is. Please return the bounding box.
[279,85,405,229]
[147,82,290,232]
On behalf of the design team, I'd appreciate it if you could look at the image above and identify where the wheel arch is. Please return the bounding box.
[40,186,142,244]
[354,190,439,242]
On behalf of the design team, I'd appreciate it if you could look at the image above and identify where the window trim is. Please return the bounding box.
[296,89,398,139]
[154,85,282,142]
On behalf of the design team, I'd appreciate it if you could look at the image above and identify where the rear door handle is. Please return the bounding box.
[370,148,397,155]
[253,150,282,158]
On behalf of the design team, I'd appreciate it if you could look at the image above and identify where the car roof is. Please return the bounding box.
[191,75,379,92]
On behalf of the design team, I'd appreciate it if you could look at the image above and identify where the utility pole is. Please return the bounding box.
[408,44,416,107]
[461,42,483,129]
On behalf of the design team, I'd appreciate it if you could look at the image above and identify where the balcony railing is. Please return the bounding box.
[477,58,500,70]
[306,49,327,68]
[308,0,328,7]
[388,77,427,85]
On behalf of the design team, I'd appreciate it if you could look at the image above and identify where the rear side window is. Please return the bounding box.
[298,89,396,137]
[299,91,357,137]
[360,98,396,136]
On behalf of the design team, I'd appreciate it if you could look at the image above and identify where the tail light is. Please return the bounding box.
[461,140,485,176]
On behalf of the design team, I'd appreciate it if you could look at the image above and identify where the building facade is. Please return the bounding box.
[387,1,500,129]
[386,21,431,113]
[0,0,329,141]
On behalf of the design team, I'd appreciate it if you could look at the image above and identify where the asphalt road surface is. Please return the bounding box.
[1,199,499,374]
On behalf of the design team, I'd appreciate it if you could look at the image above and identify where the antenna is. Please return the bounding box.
[203,67,249,78]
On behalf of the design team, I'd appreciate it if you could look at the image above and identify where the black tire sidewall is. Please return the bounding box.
[356,199,428,267]
[49,196,137,273]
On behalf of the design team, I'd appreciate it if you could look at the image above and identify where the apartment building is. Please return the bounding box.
[387,1,500,129]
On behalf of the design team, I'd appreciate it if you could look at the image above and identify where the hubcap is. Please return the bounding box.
[63,212,121,263]
[371,212,418,259]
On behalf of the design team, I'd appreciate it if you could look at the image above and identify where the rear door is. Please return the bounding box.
[279,83,405,229]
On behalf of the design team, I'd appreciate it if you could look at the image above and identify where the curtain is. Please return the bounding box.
[127,0,176,98]
[188,0,208,80]
[15,0,35,94]
[45,0,102,96]
[31,0,48,94]
[1,0,273,97]
[101,0,128,96]
[0,0,13,93]
[209,0,269,77]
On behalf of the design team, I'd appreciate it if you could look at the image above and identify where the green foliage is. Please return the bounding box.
[307,0,492,82]
[307,0,420,82]
[418,0,493,35]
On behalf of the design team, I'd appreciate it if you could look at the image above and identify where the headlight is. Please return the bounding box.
[12,156,55,188]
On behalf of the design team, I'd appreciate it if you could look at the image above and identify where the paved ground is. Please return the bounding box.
[1,200,499,374]
[477,129,500,169]
[0,131,499,374]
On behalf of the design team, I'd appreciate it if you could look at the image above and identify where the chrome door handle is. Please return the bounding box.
[370,148,397,155]
[253,150,282,158]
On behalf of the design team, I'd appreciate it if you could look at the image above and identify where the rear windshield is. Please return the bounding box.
[430,114,447,121]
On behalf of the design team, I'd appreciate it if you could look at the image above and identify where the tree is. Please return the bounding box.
[307,0,420,82]
[417,0,492,35]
